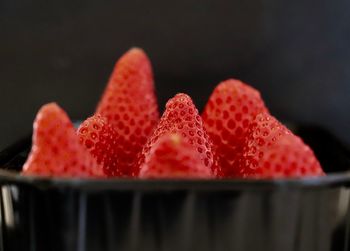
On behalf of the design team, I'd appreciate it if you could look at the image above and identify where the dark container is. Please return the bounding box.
[0,125,349,251]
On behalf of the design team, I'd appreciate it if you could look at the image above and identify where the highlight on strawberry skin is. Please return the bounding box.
[22,103,105,178]
[139,133,213,179]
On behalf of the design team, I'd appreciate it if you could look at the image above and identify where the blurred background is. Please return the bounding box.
[0,0,350,150]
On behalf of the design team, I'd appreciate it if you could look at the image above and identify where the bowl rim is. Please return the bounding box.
[0,169,349,191]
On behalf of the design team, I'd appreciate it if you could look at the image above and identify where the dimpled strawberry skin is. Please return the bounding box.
[78,115,123,177]
[238,113,324,178]
[140,133,213,178]
[96,48,159,177]
[139,93,219,176]
[22,103,104,178]
[202,79,269,177]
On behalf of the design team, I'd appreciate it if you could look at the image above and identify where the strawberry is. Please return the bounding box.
[202,79,269,177]
[139,93,218,176]
[237,113,324,178]
[77,115,122,177]
[22,103,104,178]
[96,48,159,176]
[139,133,213,178]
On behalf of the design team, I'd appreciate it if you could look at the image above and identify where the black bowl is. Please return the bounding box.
[0,124,349,251]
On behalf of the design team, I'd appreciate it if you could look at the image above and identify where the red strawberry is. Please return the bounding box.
[139,93,218,176]
[139,133,213,178]
[96,48,159,176]
[237,113,324,178]
[77,115,123,177]
[202,79,269,177]
[22,103,104,178]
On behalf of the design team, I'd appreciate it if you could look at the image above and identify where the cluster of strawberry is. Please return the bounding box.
[22,48,324,179]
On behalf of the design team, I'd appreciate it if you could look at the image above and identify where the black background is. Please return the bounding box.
[1,0,350,149]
